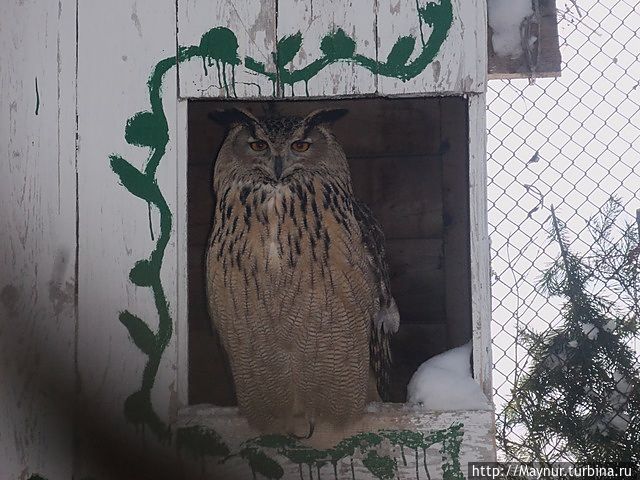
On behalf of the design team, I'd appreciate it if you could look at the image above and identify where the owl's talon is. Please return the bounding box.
[290,420,315,440]
[218,453,238,465]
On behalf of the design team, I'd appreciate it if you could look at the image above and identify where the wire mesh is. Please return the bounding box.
[487,0,640,461]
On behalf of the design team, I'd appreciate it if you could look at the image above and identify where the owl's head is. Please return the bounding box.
[210,108,348,187]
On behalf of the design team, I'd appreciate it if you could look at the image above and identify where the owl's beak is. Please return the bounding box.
[273,156,283,180]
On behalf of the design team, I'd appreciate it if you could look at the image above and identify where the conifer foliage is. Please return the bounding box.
[499,200,640,462]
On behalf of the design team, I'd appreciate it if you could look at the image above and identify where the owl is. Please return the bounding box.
[205,107,399,435]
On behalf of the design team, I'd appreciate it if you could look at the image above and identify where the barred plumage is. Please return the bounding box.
[206,108,399,433]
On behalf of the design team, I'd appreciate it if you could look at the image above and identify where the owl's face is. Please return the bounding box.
[211,108,349,187]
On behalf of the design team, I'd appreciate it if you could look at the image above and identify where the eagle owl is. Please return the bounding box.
[206,108,399,434]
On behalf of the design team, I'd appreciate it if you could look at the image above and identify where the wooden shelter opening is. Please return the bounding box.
[187,97,471,405]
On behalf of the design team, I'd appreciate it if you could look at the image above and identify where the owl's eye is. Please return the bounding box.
[249,140,268,152]
[291,141,311,152]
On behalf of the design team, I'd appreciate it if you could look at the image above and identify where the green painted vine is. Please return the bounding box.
[184,0,453,96]
[176,423,465,480]
[105,2,458,478]
[28,422,464,480]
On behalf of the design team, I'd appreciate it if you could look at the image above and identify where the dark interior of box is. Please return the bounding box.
[187,97,471,405]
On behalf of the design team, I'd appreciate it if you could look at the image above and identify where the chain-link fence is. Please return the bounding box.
[487,0,640,462]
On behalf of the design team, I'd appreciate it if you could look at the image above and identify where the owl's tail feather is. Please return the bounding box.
[374,297,400,334]
[370,297,400,402]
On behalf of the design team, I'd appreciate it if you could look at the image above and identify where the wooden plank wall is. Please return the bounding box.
[74,1,183,477]
[441,99,473,348]
[376,0,486,94]
[178,0,277,98]
[178,0,486,98]
[0,1,77,478]
[187,97,471,404]
[469,94,493,397]
[176,405,496,479]
[276,0,378,96]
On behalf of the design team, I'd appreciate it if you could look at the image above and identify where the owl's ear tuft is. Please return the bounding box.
[303,108,348,129]
[208,108,259,128]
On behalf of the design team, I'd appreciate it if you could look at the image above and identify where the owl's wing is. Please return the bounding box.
[352,199,400,401]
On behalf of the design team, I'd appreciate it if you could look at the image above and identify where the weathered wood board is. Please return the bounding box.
[440,97,472,348]
[276,0,377,96]
[376,0,486,95]
[174,405,496,479]
[468,94,493,397]
[75,0,181,476]
[0,0,77,478]
[178,0,487,98]
[177,0,278,98]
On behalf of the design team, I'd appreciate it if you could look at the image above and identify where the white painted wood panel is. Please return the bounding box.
[177,0,277,98]
[178,0,486,99]
[276,0,377,97]
[76,0,181,475]
[0,0,77,478]
[377,0,486,95]
[468,94,493,398]
[176,99,190,409]
[175,405,496,479]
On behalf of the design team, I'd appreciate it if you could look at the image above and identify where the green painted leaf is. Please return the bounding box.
[362,450,396,480]
[245,56,267,74]
[119,310,155,355]
[244,450,285,479]
[320,28,356,59]
[123,390,171,441]
[125,111,168,148]
[176,426,230,458]
[199,27,241,65]
[129,259,155,287]
[418,0,454,28]
[109,155,160,203]
[386,36,416,67]
[276,32,302,67]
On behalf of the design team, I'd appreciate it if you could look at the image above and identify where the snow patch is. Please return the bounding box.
[406,342,492,410]
[488,0,533,58]
[581,322,599,340]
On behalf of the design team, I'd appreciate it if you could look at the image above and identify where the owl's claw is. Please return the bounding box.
[290,420,315,440]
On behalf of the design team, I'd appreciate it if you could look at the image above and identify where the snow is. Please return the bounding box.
[588,371,633,435]
[406,342,492,410]
[609,371,633,409]
[488,0,533,58]
[581,322,599,340]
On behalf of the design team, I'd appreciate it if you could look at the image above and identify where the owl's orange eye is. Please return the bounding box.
[249,140,268,152]
[291,141,311,152]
